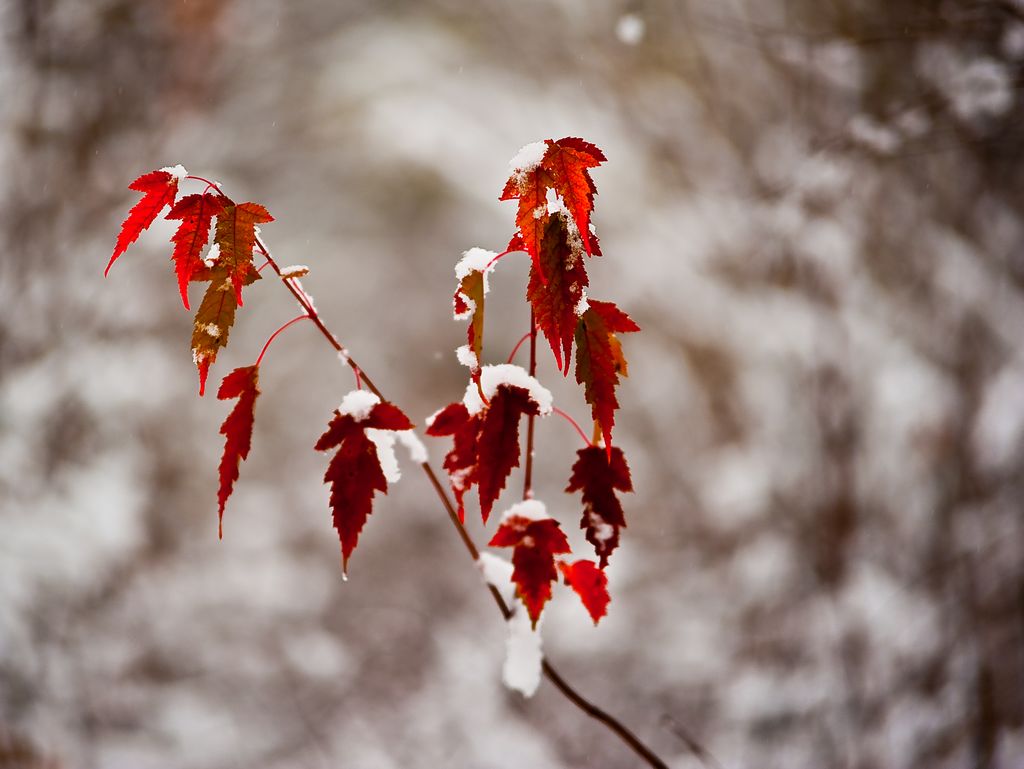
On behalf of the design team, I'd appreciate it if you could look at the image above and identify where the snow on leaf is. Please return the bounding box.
[528,215,590,373]
[315,399,414,571]
[166,193,226,309]
[558,559,610,625]
[500,164,553,281]
[566,446,633,567]
[105,169,181,276]
[489,500,571,626]
[213,202,273,307]
[216,365,260,539]
[574,299,640,452]
[454,267,486,377]
[190,263,260,396]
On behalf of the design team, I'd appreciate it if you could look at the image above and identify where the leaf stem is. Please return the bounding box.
[194,175,673,769]
[523,313,538,500]
[255,314,310,367]
[552,407,593,447]
[506,331,532,364]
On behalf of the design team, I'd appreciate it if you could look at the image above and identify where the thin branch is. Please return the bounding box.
[523,311,538,500]
[255,314,309,367]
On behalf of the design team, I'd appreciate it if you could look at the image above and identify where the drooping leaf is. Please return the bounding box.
[558,559,610,624]
[315,396,414,571]
[566,445,632,567]
[500,163,552,279]
[166,192,226,309]
[190,263,260,396]
[527,215,589,374]
[105,169,182,276]
[477,384,540,523]
[214,202,273,307]
[489,501,571,627]
[425,402,480,522]
[216,365,260,538]
[574,300,640,451]
[541,137,605,257]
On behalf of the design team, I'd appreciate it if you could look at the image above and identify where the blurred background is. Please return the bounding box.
[3,1,1024,767]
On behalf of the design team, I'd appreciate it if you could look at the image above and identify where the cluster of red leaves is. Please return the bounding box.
[431,138,638,627]
[107,170,419,572]
[105,168,272,396]
[426,384,541,523]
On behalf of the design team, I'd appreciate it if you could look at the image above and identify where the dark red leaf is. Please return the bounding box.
[477,385,540,522]
[315,398,414,571]
[425,402,480,522]
[216,365,260,538]
[489,505,571,626]
[167,193,226,309]
[558,559,610,624]
[527,215,589,374]
[105,169,180,276]
[574,299,640,452]
[566,446,632,567]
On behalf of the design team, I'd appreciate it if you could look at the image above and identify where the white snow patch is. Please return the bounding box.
[337,348,350,366]
[203,243,221,267]
[203,323,220,338]
[160,164,188,180]
[615,13,645,45]
[456,344,478,369]
[339,389,380,421]
[477,552,515,605]
[503,608,543,697]
[507,141,548,174]
[461,364,553,417]
[456,247,498,282]
[280,264,310,279]
[574,289,590,316]
[367,428,400,484]
[500,499,550,525]
[396,429,428,464]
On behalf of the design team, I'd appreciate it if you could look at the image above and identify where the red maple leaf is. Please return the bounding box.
[216,365,260,538]
[500,165,552,279]
[541,137,605,257]
[315,397,414,571]
[574,299,640,452]
[105,169,181,276]
[527,215,589,374]
[425,402,480,522]
[477,385,540,523]
[566,446,632,567]
[489,502,571,626]
[213,202,273,307]
[558,559,610,624]
[166,192,226,309]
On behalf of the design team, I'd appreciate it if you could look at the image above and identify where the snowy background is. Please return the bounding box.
[3,1,1024,767]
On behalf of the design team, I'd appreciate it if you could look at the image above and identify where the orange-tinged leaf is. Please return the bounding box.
[214,202,273,307]
[167,193,226,309]
[541,137,605,257]
[558,559,609,624]
[190,264,260,396]
[566,446,632,567]
[315,398,414,572]
[501,165,553,280]
[527,215,589,374]
[489,502,571,626]
[574,300,640,451]
[105,169,181,276]
[454,270,485,377]
[216,365,260,538]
